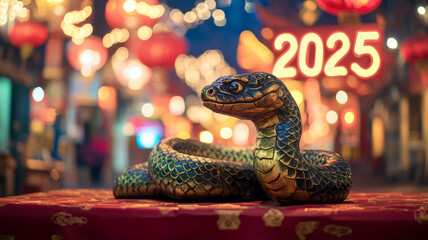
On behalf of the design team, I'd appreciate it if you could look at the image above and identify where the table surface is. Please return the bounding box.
[0,189,427,240]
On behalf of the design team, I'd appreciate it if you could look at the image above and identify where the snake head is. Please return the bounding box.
[201,72,289,120]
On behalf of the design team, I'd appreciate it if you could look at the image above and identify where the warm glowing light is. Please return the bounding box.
[290,90,304,105]
[169,96,185,116]
[325,32,350,77]
[183,11,197,23]
[350,31,381,78]
[79,49,100,66]
[122,122,135,136]
[344,111,355,124]
[137,26,152,40]
[123,0,137,13]
[326,110,338,124]
[122,60,151,90]
[273,33,298,78]
[261,27,274,40]
[178,131,190,139]
[336,90,348,104]
[200,131,214,143]
[32,87,45,102]
[386,37,398,50]
[141,103,154,117]
[220,127,233,139]
[299,33,323,77]
[417,6,426,15]
[233,122,249,146]
[98,86,116,111]
[43,108,57,124]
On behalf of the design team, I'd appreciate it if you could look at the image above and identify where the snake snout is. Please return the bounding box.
[201,86,217,101]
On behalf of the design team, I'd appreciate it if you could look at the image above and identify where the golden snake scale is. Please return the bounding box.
[113,72,352,204]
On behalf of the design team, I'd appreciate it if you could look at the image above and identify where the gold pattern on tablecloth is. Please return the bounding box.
[304,207,338,215]
[295,221,319,240]
[379,206,409,212]
[215,210,242,230]
[262,209,284,227]
[324,224,352,237]
[58,204,92,211]
[51,212,88,226]
[51,235,63,240]
[158,207,179,215]
[414,206,428,224]
[0,235,15,240]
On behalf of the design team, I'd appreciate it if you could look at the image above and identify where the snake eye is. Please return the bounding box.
[226,81,244,94]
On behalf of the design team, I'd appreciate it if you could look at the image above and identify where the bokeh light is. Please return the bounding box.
[141,103,154,117]
[32,87,45,102]
[136,124,163,149]
[200,131,214,143]
[169,96,185,116]
[326,110,338,124]
[336,90,348,104]
[220,127,233,139]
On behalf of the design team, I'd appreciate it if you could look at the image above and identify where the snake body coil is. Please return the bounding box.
[114,72,352,204]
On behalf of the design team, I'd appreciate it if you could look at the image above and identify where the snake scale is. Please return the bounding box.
[113,72,352,204]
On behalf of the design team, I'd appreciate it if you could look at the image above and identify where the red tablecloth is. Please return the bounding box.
[0,189,427,240]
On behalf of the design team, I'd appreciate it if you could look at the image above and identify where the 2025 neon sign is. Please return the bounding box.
[272,24,383,80]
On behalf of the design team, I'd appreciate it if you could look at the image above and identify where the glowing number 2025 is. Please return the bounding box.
[273,31,381,79]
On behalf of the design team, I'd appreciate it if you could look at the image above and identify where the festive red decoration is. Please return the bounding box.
[105,0,160,29]
[66,36,108,73]
[136,32,188,68]
[315,0,382,15]
[9,21,48,48]
[1,189,428,239]
[400,35,428,64]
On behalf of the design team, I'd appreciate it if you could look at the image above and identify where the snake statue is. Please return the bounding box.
[113,72,352,204]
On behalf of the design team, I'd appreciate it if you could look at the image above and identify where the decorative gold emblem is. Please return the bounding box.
[262,209,284,227]
[51,235,63,240]
[295,221,319,240]
[414,206,428,224]
[215,210,242,230]
[324,224,352,237]
[50,212,88,226]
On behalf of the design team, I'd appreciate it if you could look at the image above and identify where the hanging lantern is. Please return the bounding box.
[400,35,428,64]
[9,21,49,61]
[314,0,382,15]
[105,0,161,30]
[136,31,188,68]
[66,36,108,77]
[114,58,152,90]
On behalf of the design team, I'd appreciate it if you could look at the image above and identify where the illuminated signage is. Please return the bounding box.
[272,24,383,80]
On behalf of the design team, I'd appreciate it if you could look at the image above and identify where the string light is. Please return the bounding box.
[103,28,129,48]
[61,5,93,44]
[175,50,236,94]
[0,0,29,26]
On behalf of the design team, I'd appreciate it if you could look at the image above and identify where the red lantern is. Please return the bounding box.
[314,0,382,15]
[136,32,188,68]
[9,21,49,60]
[9,21,48,48]
[105,0,160,29]
[66,36,108,76]
[400,35,428,64]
